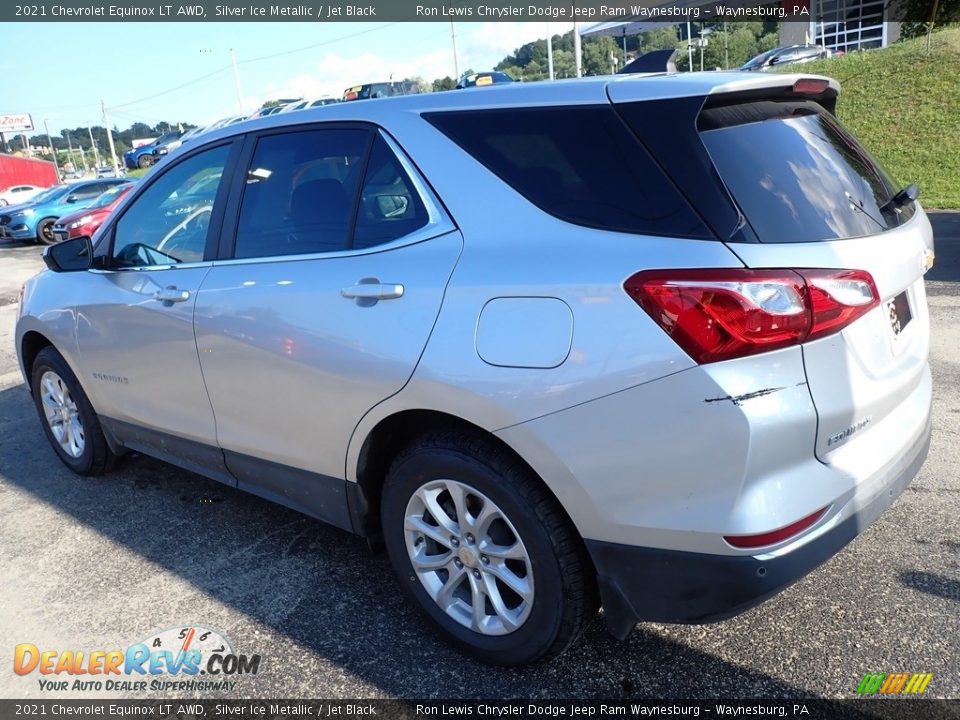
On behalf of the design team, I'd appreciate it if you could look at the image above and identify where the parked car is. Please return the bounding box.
[0,184,45,207]
[740,45,833,71]
[123,130,183,170]
[342,81,420,101]
[0,178,130,244]
[18,72,933,666]
[151,130,195,161]
[279,97,339,113]
[456,71,515,89]
[96,166,126,178]
[52,183,134,244]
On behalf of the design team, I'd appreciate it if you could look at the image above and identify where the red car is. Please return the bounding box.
[52,183,134,243]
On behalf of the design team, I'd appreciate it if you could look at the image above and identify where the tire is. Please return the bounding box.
[381,431,598,665]
[137,154,154,169]
[0,199,7,207]
[36,218,58,245]
[30,346,115,476]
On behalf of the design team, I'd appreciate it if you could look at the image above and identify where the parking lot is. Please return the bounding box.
[0,214,958,699]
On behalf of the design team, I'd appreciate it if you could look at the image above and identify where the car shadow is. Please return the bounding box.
[0,382,824,700]
[899,570,960,604]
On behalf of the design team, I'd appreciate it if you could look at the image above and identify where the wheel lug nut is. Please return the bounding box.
[480,555,489,565]
[472,569,481,579]
[454,558,463,568]
[466,533,475,544]
[450,537,459,547]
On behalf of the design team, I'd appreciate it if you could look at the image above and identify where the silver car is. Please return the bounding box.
[16,72,933,665]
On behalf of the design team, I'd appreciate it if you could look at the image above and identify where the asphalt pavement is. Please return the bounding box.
[0,214,957,700]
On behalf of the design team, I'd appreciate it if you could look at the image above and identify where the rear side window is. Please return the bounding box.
[699,99,914,243]
[354,135,428,249]
[425,106,711,239]
[234,128,370,259]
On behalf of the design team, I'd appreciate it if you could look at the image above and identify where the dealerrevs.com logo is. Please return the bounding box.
[13,625,261,693]
[857,672,933,696]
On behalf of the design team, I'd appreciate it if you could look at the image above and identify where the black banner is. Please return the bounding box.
[2,0,900,24]
[1,700,959,720]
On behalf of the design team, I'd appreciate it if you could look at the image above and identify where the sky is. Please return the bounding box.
[3,22,576,136]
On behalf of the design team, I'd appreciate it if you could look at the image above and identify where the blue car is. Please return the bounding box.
[123,130,183,170]
[0,179,130,244]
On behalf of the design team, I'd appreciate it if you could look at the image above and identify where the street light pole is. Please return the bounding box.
[230,48,244,115]
[574,21,583,77]
[100,99,121,177]
[87,124,102,168]
[43,118,60,180]
[546,23,554,80]
[451,22,460,79]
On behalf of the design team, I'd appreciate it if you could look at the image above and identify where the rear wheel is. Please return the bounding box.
[137,154,153,169]
[381,431,597,665]
[31,347,115,476]
[37,218,57,245]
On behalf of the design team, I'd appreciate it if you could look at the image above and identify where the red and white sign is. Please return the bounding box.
[0,114,34,133]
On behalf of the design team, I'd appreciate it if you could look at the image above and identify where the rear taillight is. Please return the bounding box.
[724,506,828,549]
[624,268,879,364]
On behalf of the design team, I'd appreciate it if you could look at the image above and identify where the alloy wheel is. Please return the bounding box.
[404,479,534,636]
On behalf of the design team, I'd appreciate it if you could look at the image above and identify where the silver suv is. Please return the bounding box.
[16,72,933,665]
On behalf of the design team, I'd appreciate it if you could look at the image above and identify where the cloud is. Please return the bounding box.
[259,46,456,102]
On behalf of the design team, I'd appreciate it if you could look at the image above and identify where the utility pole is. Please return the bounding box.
[100,99,120,177]
[43,118,60,180]
[686,22,694,71]
[574,21,583,77]
[724,22,729,70]
[546,24,555,80]
[87,124,102,168]
[450,22,460,79]
[230,48,245,115]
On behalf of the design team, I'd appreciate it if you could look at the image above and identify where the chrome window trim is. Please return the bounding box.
[89,260,215,273]
[212,229,458,268]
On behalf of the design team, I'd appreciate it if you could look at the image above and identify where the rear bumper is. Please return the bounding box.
[587,414,931,639]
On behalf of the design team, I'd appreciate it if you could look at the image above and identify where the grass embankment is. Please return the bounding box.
[780,27,960,209]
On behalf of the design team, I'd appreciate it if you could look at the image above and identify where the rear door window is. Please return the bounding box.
[233,128,370,259]
[425,106,711,239]
[699,99,914,243]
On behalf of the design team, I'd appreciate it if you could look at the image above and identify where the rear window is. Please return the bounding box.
[425,106,711,239]
[699,99,915,243]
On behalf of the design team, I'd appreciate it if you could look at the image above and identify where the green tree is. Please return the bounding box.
[432,76,456,91]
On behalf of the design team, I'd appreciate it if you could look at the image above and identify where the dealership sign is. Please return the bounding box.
[0,113,34,133]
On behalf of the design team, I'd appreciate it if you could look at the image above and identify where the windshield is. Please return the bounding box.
[28,185,69,205]
[740,48,779,70]
[700,99,915,243]
[89,184,131,209]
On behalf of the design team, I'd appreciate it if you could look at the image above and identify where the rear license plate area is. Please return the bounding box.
[886,291,912,338]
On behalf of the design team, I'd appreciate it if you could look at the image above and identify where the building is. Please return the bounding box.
[781,0,901,51]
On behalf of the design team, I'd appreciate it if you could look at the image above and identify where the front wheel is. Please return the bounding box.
[381,432,598,665]
[137,154,154,169]
[36,218,57,245]
[31,347,115,476]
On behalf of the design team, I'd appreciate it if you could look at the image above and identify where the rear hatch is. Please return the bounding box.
[611,74,933,467]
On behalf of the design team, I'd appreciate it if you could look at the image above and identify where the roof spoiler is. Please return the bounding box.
[617,49,677,75]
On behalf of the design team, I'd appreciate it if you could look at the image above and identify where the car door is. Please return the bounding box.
[75,141,240,484]
[192,125,461,527]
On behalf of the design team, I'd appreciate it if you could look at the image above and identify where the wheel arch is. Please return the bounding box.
[20,330,54,388]
[350,408,580,549]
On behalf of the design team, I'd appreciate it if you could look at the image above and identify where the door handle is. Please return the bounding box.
[154,286,190,304]
[341,283,404,301]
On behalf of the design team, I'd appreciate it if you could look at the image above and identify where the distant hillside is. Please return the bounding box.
[780,27,960,208]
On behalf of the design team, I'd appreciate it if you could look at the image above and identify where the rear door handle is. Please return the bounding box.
[341,283,404,301]
[154,286,191,304]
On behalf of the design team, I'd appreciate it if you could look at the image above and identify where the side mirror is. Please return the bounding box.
[43,236,93,272]
[66,194,82,203]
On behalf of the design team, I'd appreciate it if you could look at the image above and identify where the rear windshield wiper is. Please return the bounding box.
[880,184,919,215]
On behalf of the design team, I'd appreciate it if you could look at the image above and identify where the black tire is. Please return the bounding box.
[137,154,153,169]
[36,218,57,245]
[381,431,598,665]
[31,346,115,476]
